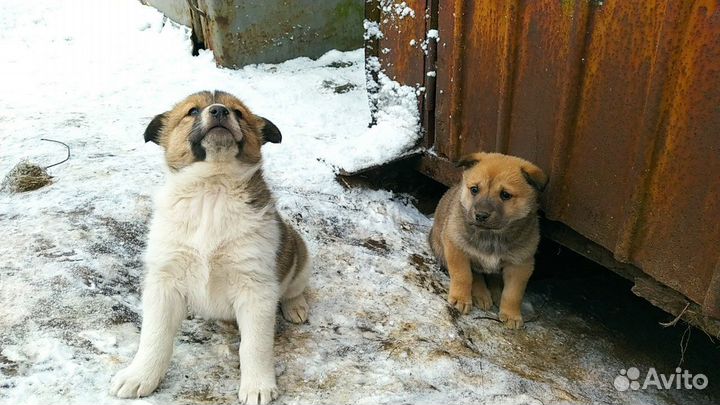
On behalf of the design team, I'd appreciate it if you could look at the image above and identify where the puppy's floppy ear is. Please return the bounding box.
[455,153,481,170]
[521,164,548,193]
[144,113,167,144]
[258,116,282,144]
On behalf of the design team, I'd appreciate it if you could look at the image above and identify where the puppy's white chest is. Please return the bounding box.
[184,188,234,245]
[151,188,274,319]
[162,187,260,252]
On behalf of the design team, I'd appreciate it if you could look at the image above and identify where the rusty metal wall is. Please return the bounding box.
[378,0,720,317]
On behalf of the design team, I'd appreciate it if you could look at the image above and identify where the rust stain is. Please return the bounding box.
[560,0,575,16]
[631,0,720,304]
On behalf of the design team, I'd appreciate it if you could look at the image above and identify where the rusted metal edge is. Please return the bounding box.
[703,259,720,319]
[448,0,466,159]
[340,150,457,185]
[337,148,424,177]
[633,278,720,339]
[414,152,460,186]
[187,0,206,56]
[422,0,439,149]
[542,218,720,337]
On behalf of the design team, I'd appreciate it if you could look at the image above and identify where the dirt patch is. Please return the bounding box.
[405,253,446,297]
[109,303,140,327]
[326,61,354,68]
[322,80,356,94]
[176,383,231,404]
[0,352,19,377]
[89,216,147,258]
[72,263,140,296]
[72,265,100,288]
[315,215,352,242]
[360,238,388,253]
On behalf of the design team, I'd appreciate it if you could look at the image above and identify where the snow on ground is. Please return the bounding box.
[0,1,715,405]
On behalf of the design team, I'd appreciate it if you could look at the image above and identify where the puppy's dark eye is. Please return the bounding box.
[233,109,243,119]
[470,186,479,195]
[500,190,513,201]
[188,107,199,116]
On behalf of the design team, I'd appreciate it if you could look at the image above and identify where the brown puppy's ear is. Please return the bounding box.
[521,164,548,193]
[144,113,167,144]
[455,153,481,169]
[258,117,282,144]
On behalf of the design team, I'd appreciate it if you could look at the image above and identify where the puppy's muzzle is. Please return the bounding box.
[471,202,503,230]
[190,104,240,160]
[473,212,500,229]
[208,104,229,124]
[205,104,232,133]
[475,212,491,222]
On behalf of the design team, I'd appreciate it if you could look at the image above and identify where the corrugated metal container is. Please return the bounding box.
[369,0,720,323]
[144,0,363,67]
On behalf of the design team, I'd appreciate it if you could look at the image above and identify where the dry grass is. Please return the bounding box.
[1,161,53,193]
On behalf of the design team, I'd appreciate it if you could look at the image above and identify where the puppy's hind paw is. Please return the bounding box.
[281,294,308,324]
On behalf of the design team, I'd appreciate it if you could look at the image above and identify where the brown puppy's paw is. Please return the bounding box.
[472,288,493,311]
[448,292,472,314]
[499,310,524,329]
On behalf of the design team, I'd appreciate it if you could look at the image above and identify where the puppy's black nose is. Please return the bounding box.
[475,212,490,222]
[209,105,229,118]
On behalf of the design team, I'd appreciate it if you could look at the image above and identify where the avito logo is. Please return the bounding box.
[614,367,708,392]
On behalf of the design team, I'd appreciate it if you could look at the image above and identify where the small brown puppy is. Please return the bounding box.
[430,152,547,328]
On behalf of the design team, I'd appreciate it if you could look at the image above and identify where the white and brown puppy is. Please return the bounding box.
[429,152,547,329]
[110,90,309,404]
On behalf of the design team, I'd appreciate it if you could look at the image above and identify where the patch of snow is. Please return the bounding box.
[378,1,415,20]
[418,29,440,56]
[327,68,420,174]
[78,330,118,353]
[363,19,383,40]
[389,2,415,19]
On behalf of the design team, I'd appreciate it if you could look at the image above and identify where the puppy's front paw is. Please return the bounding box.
[472,288,493,311]
[499,310,524,329]
[238,382,279,405]
[110,365,162,398]
[448,292,472,314]
[281,294,308,324]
